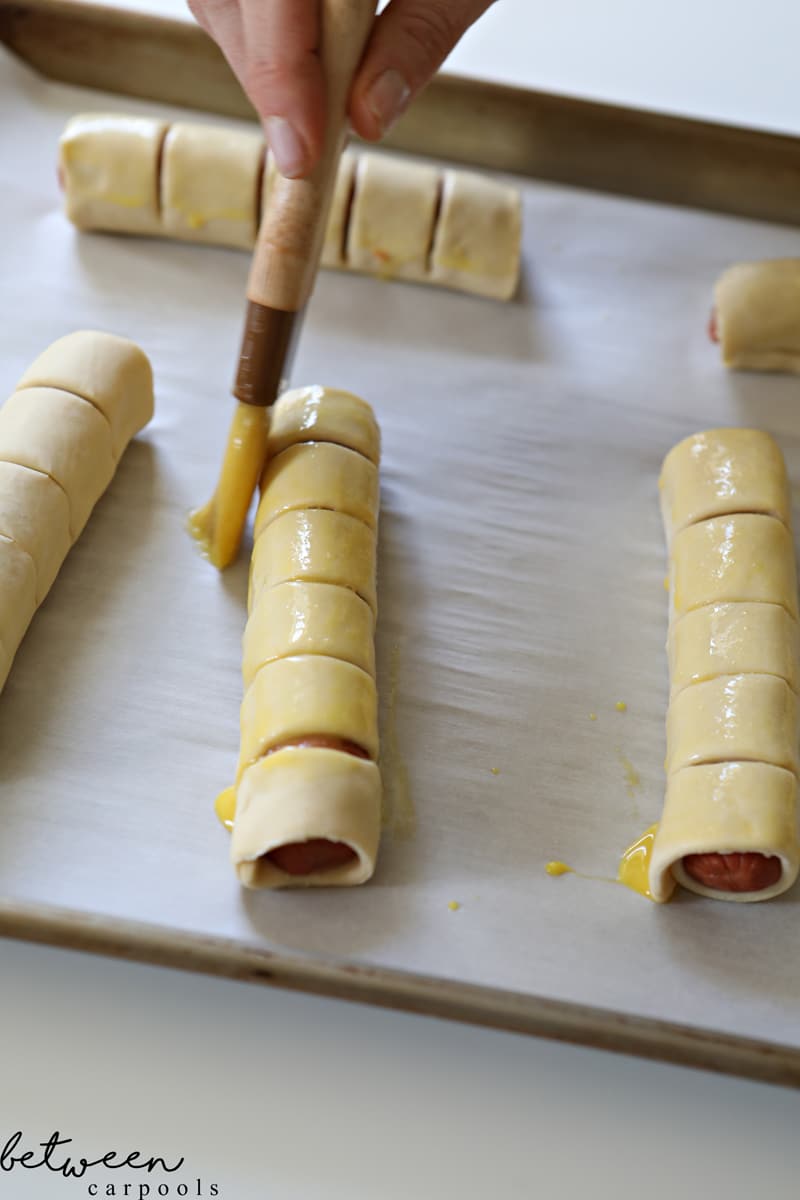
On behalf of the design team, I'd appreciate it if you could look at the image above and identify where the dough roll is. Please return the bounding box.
[59,114,522,301]
[710,259,800,374]
[0,331,154,693]
[227,385,382,888]
[650,428,800,901]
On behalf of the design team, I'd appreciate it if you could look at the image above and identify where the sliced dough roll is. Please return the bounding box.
[233,749,381,889]
[320,149,356,269]
[712,260,800,374]
[255,442,379,536]
[651,763,800,903]
[249,508,377,614]
[666,673,800,776]
[346,153,440,281]
[161,123,264,249]
[670,513,798,621]
[242,580,375,687]
[59,113,167,236]
[660,428,791,548]
[267,385,380,464]
[669,602,800,697]
[0,332,153,695]
[430,169,522,301]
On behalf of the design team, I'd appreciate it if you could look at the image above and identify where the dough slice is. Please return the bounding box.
[713,259,800,373]
[268,385,380,464]
[346,153,440,281]
[650,763,800,902]
[58,113,167,236]
[670,514,798,621]
[255,441,379,536]
[666,673,799,776]
[249,508,377,614]
[0,462,71,603]
[238,654,379,774]
[669,602,800,697]
[0,535,37,661]
[231,747,381,888]
[17,330,154,460]
[660,428,791,548]
[161,123,264,249]
[243,580,375,686]
[429,168,522,301]
[320,148,356,269]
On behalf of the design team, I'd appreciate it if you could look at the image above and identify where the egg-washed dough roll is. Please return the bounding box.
[59,115,522,300]
[710,260,800,373]
[429,169,522,302]
[670,513,798,622]
[660,428,791,549]
[669,602,800,698]
[226,384,382,888]
[0,331,153,693]
[650,428,800,901]
[59,114,167,236]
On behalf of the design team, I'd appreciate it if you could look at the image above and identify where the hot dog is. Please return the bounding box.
[682,851,782,893]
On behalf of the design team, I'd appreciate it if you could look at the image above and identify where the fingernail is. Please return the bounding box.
[366,69,411,134]
[265,116,308,178]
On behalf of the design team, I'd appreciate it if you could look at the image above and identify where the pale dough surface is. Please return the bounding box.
[238,654,379,775]
[668,602,800,698]
[242,580,375,688]
[650,763,800,903]
[666,672,799,775]
[430,168,522,301]
[670,514,798,621]
[714,259,800,374]
[346,154,440,281]
[255,441,379,536]
[249,508,377,614]
[161,123,263,249]
[320,148,356,270]
[659,428,791,548]
[0,462,71,603]
[59,113,166,236]
[0,386,114,538]
[231,748,381,889]
[0,535,37,662]
[17,330,155,460]
[268,385,380,464]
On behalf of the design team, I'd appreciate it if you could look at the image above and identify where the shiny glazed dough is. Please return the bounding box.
[161,123,264,249]
[267,385,380,464]
[255,441,380,536]
[659,428,791,548]
[232,748,382,889]
[668,602,800,698]
[242,580,375,687]
[346,153,440,281]
[650,763,800,902]
[714,259,800,373]
[430,169,522,301]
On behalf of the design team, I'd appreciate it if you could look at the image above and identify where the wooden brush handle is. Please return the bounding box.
[247,0,377,312]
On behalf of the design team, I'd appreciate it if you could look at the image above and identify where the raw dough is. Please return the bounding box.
[346,153,440,281]
[161,123,264,249]
[267,385,380,464]
[0,535,37,663]
[320,148,356,269]
[0,462,71,603]
[430,168,522,301]
[255,441,380,536]
[713,259,800,373]
[59,113,167,236]
[668,602,799,697]
[242,580,375,687]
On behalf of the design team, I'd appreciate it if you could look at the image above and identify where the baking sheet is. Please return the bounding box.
[4,43,800,1056]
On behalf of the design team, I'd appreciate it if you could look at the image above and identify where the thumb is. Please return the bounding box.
[349,0,495,141]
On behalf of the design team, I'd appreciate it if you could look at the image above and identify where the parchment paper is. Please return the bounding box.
[3,45,800,1048]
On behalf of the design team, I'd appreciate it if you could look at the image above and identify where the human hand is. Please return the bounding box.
[187,0,495,178]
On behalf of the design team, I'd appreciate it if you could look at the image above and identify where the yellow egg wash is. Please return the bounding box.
[545,861,574,877]
[589,712,598,721]
[490,766,500,776]
[615,700,627,713]
[617,824,659,900]
[214,785,237,831]
[448,900,461,912]
[663,575,670,591]
[188,402,269,568]
[619,753,641,797]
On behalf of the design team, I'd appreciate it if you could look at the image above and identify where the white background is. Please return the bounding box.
[4,3,800,1198]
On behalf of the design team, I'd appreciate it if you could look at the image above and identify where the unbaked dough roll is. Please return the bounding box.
[650,763,800,902]
[242,580,375,688]
[669,602,800,698]
[430,169,522,301]
[161,123,264,249]
[670,514,798,622]
[711,260,800,373]
[254,442,380,536]
[233,749,381,888]
[320,149,356,269]
[59,113,167,236]
[0,332,153,693]
[346,153,440,281]
[249,508,377,614]
[660,428,791,549]
[267,385,380,464]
